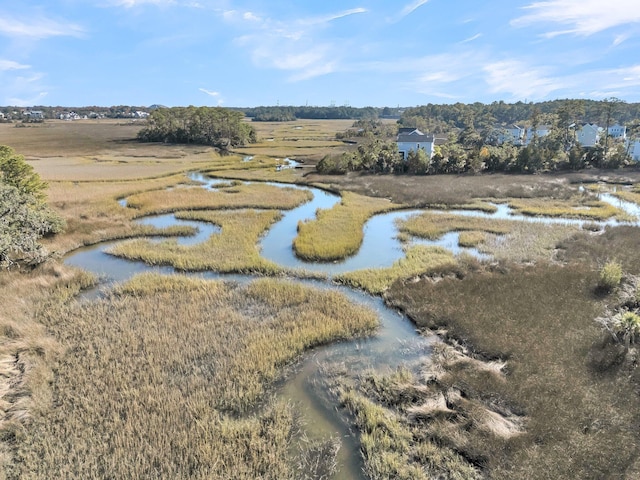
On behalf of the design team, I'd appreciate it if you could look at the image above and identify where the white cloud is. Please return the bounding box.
[199,88,219,96]
[512,0,640,36]
[396,0,430,21]
[0,60,30,71]
[0,15,84,39]
[8,91,48,108]
[300,8,367,26]
[460,33,482,44]
[225,7,363,82]
[243,12,262,22]
[483,60,564,99]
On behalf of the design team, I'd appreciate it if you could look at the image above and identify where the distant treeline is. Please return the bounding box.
[242,106,402,121]
[399,99,640,133]
[137,107,256,148]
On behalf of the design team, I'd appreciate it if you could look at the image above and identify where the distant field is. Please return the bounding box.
[0,118,361,180]
[233,119,355,161]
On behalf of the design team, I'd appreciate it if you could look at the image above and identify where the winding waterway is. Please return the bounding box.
[64,174,640,479]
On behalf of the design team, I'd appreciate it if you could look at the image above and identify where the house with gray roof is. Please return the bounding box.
[397,128,436,160]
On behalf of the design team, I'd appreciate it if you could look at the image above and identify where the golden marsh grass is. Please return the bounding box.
[109,209,284,274]
[125,182,312,216]
[508,196,627,220]
[458,230,488,248]
[294,191,402,261]
[5,274,378,478]
[398,211,513,240]
[335,245,456,294]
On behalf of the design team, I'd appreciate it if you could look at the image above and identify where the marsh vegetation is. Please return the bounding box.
[2,119,640,478]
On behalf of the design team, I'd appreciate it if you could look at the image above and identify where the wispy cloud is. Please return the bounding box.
[225,7,362,82]
[0,60,30,71]
[460,33,482,44]
[483,59,563,99]
[395,0,430,21]
[199,88,219,97]
[8,91,49,107]
[0,14,84,39]
[199,88,223,105]
[512,0,640,37]
[300,8,367,26]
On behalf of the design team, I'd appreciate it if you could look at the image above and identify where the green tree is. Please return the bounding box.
[0,146,48,200]
[406,148,430,174]
[0,146,64,268]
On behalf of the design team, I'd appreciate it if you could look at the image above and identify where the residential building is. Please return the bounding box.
[629,140,640,162]
[524,125,551,145]
[490,124,525,145]
[23,110,44,120]
[577,123,601,147]
[608,124,627,139]
[397,128,435,160]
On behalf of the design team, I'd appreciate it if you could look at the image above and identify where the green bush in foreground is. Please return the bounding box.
[599,261,623,292]
[616,311,640,347]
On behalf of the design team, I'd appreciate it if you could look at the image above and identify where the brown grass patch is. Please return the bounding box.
[384,262,640,479]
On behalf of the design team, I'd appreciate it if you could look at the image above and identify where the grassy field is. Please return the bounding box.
[3,119,640,478]
[383,259,640,479]
[4,273,377,479]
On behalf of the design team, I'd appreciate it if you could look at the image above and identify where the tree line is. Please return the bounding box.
[243,106,401,121]
[137,107,257,149]
[319,98,640,175]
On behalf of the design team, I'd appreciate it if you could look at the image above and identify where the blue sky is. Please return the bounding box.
[1,0,640,107]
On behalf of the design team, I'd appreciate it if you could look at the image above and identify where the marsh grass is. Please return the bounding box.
[320,366,481,480]
[302,171,582,207]
[384,263,640,479]
[612,189,640,207]
[125,182,312,216]
[456,230,487,248]
[294,191,401,261]
[483,222,580,263]
[335,245,456,294]
[507,196,626,220]
[5,274,378,479]
[109,209,285,274]
[232,119,354,162]
[398,211,513,240]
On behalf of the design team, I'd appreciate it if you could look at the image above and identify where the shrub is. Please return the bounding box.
[598,261,623,292]
[616,311,640,346]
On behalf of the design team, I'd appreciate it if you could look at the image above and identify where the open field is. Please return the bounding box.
[3,119,640,478]
[233,119,357,161]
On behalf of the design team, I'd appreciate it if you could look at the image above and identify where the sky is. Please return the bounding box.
[1,0,640,108]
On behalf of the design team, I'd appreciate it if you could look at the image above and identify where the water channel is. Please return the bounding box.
[64,174,640,479]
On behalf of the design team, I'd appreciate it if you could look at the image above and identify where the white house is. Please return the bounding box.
[524,125,551,145]
[24,110,44,120]
[577,123,601,147]
[629,140,640,161]
[608,124,627,139]
[491,124,525,145]
[397,128,435,160]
